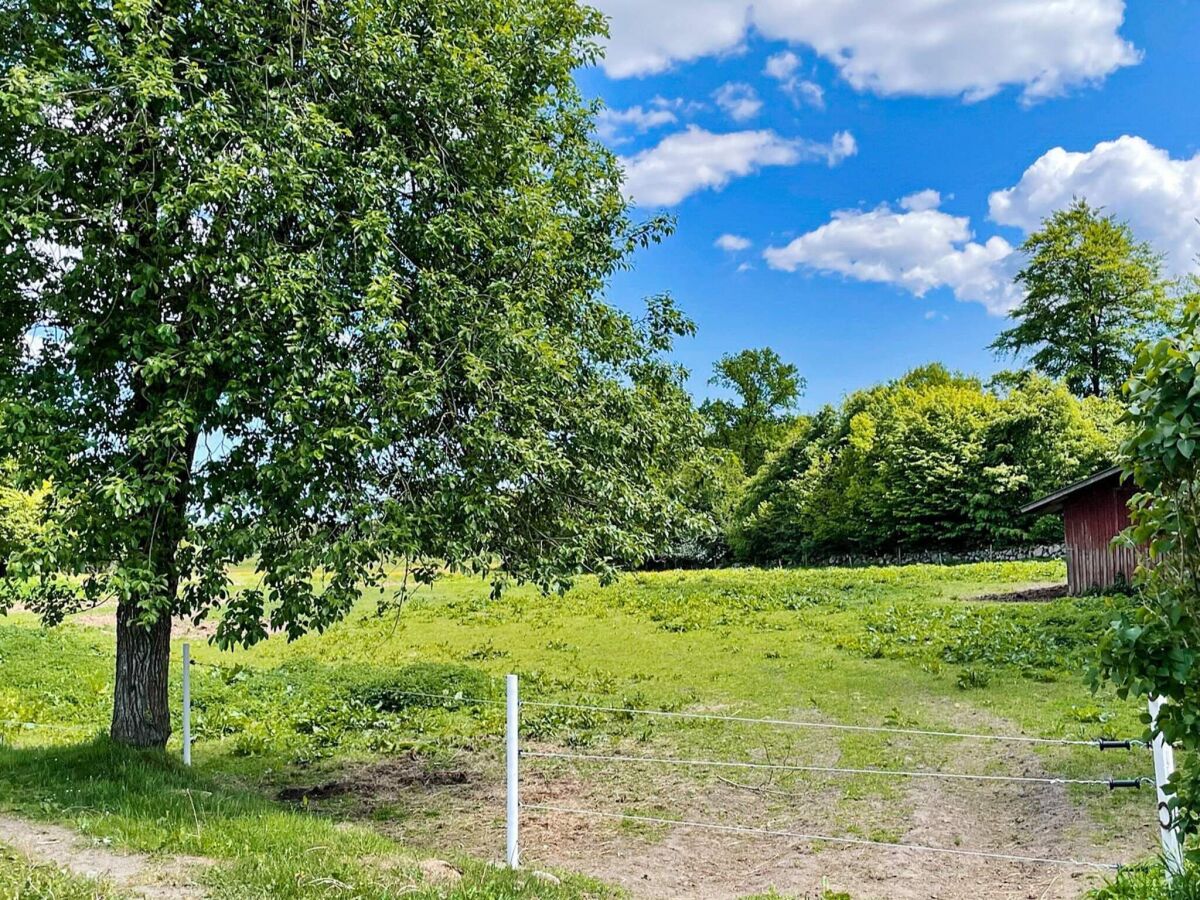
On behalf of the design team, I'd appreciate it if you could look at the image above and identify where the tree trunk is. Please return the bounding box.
[111,600,173,748]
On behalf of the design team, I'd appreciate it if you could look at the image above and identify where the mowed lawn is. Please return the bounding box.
[0,562,1164,899]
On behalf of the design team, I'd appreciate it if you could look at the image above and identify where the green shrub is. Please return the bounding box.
[845,594,1136,680]
[353,663,496,712]
[1090,862,1200,899]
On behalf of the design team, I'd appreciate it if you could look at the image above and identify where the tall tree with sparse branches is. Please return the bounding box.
[0,0,697,748]
[991,198,1168,398]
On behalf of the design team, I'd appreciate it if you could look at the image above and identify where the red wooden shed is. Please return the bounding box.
[1020,466,1138,595]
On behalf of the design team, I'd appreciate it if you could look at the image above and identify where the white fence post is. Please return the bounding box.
[506,674,520,868]
[182,642,192,767]
[1149,696,1183,880]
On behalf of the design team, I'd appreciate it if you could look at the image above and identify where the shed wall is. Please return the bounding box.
[1063,481,1138,594]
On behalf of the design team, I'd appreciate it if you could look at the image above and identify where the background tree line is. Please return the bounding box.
[664,198,1185,567]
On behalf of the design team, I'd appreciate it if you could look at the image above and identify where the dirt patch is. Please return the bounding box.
[277,759,474,805]
[11,600,223,641]
[346,756,475,795]
[970,584,1070,603]
[277,781,350,802]
[348,703,1152,900]
[0,813,210,898]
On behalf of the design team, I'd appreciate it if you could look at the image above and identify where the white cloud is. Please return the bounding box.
[620,126,856,207]
[713,82,762,122]
[595,0,751,78]
[759,134,1200,315]
[715,233,752,252]
[825,131,857,164]
[595,98,681,143]
[988,135,1200,274]
[763,195,1021,313]
[764,50,825,109]
[790,80,825,109]
[593,0,1138,102]
[764,50,800,82]
[900,189,943,212]
[22,331,45,361]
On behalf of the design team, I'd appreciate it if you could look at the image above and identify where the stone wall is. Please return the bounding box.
[799,543,1066,569]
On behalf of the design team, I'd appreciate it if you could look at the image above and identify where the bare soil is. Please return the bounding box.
[970,585,1071,603]
[329,705,1153,900]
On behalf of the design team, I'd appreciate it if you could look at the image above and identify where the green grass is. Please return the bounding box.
[0,844,124,899]
[0,560,1161,897]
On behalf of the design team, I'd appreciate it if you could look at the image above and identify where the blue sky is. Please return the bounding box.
[578,1,1200,410]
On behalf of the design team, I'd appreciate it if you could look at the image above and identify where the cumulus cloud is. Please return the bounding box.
[713,82,762,122]
[759,134,1200,314]
[763,50,824,108]
[764,50,800,82]
[593,0,1138,102]
[715,233,752,252]
[900,189,943,212]
[620,126,856,207]
[595,98,682,143]
[988,135,1200,274]
[763,195,1021,313]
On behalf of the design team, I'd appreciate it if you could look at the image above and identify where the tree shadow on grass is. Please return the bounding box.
[0,738,608,899]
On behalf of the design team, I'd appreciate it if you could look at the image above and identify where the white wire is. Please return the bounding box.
[523,804,1122,871]
[521,749,1145,787]
[374,689,1137,748]
[517,698,1114,747]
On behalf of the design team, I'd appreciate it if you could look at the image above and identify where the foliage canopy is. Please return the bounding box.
[700,347,804,475]
[1096,301,1200,853]
[0,0,696,745]
[730,364,1123,563]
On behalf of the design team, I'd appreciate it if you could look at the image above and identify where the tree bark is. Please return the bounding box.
[111,600,173,748]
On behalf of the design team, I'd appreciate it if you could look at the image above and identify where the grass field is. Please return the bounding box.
[0,561,1167,898]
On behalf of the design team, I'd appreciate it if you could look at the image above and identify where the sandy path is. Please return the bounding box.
[0,813,209,898]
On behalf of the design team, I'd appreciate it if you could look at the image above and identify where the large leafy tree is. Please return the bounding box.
[700,347,804,475]
[0,0,697,747]
[991,198,1167,398]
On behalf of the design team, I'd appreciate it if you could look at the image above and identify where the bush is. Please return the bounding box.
[0,463,43,577]
[1095,301,1200,854]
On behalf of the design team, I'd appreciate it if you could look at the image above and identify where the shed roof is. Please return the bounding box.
[1020,466,1123,516]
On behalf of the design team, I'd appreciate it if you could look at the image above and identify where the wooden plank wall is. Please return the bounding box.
[1064,481,1138,594]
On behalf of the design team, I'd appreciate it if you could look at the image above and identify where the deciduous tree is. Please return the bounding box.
[700,348,803,475]
[0,0,696,747]
[1097,302,1200,847]
[730,366,1122,563]
[991,198,1167,398]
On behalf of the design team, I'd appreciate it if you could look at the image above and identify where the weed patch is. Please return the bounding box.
[843,595,1136,679]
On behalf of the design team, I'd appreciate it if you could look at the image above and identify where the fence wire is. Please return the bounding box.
[382,688,1144,749]
[522,748,1150,789]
